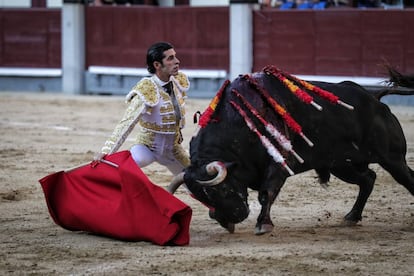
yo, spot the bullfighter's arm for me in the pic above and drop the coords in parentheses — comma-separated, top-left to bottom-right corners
(100, 95, 146, 155)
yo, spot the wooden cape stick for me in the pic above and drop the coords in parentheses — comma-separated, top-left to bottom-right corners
(64, 159, 119, 173)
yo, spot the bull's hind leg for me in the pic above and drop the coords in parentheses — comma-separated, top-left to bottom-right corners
(380, 158, 414, 195)
(331, 163, 376, 224)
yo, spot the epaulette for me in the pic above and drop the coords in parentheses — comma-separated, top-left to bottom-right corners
(172, 72, 190, 92)
(132, 78, 160, 106)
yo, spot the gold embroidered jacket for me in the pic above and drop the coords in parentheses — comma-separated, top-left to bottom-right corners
(101, 72, 190, 154)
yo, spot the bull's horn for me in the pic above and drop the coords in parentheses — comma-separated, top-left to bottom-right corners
(197, 161, 227, 186)
(167, 172, 185, 194)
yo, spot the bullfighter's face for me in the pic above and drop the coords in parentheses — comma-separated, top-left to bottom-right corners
(155, 48, 180, 81)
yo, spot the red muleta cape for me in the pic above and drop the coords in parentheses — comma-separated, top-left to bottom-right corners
(39, 151, 192, 246)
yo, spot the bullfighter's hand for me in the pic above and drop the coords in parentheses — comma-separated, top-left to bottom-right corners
(93, 152, 106, 162)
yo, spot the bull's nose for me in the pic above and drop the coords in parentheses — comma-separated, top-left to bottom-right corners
(217, 204, 250, 224)
(232, 205, 250, 222)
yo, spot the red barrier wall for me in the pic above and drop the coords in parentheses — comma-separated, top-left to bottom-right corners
(1, 7, 413, 77)
(85, 6, 229, 70)
(253, 8, 414, 77)
(0, 8, 60, 68)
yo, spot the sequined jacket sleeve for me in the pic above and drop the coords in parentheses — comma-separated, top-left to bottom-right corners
(101, 94, 146, 154)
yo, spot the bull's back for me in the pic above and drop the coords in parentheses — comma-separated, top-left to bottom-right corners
(274, 79, 394, 168)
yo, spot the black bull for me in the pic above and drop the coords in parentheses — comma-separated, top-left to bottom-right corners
(169, 66, 414, 235)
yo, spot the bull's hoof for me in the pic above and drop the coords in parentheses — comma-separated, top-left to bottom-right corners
(254, 224, 274, 235)
(343, 211, 362, 226)
(341, 219, 359, 226)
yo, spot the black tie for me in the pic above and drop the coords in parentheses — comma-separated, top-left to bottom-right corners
(163, 82, 181, 125)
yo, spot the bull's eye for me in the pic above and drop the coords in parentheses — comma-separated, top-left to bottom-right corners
(202, 186, 216, 201)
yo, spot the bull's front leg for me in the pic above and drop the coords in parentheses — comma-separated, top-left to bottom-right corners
(254, 165, 287, 235)
(256, 190, 277, 235)
(255, 174, 286, 235)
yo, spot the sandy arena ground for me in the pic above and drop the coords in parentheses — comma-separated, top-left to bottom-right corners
(1, 91, 414, 275)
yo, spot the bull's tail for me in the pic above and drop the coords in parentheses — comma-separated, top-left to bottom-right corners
(386, 66, 414, 88)
(372, 66, 414, 101)
(373, 88, 414, 101)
